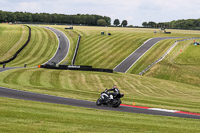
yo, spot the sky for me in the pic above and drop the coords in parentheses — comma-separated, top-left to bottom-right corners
(0, 0, 200, 26)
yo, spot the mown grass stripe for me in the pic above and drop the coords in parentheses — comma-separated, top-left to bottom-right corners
(2, 69, 28, 85)
(6, 26, 57, 67)
(92, 35, 146, 68)
(30, 69, 44, 86)
(50, 70, 62, 88)
(78, 35, 121, 58)
(0, 25, 28, 62)
(77, 34, 129, 65)
(24, 27, 52, 65)
(84, 34, 143, 68)
(8, 26, 40, 66)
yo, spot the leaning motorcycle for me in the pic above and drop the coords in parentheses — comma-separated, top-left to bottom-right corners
(96, 89, 124, 108)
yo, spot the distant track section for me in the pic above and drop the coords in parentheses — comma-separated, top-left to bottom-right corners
(0, 25, 31, 64)
(139, 37, 200, 75)
(114, 37, 181, 73)
(43, 27, 70, 65)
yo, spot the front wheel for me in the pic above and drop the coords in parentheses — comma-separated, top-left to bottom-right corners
(96, 98, 102, 106)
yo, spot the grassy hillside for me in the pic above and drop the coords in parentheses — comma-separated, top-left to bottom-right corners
(0, 68, 200, 113)
(0, 24, 29, 62)
(50, 26, 200, 69)
(145, 40, 200, 87)
(1, 97, 200, 133)
(3, 26, 58, 67)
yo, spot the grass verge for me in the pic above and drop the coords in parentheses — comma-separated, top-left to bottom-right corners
(1, 97, 200, 133)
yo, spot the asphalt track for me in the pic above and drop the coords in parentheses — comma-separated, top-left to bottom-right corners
(43, 27, 70, 65)
(114, 37, 181, 73)
(0, 87, 200, 119)
(0, 67, 21, 72)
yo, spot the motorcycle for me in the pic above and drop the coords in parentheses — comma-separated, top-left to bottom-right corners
(96, 89, 124, 108)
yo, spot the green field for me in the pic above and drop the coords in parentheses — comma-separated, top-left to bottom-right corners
(3, 25, 58, 67)
(0, 24, 29, 62)
(145, 40, 200, 87)
(1, 97, 200, 133)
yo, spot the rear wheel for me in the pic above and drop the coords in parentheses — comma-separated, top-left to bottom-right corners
(96, 98, 102, 106)
(112, 99, 121, 108)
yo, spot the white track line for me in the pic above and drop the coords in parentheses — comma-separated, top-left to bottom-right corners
(149, 108, 178, 113)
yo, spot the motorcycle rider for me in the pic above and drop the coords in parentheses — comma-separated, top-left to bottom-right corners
(107, 85, 120, 100)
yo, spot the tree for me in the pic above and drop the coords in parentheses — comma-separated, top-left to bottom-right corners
(97, 19, 107, 26)
(157, 22, 165, 28)
(142, 22, 148, 27)
(103, 16, 111, 26)
(114, 19, 120, 26)
(148, 21, 157, 28)
(121, 20, 128, 27)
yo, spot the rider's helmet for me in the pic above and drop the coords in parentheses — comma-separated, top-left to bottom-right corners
(113, 85, 117, 88)
(113, 85, 120, 94)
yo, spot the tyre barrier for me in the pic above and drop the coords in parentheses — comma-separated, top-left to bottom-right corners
(0, 25, 31, 65)
(40, 64, 113, 73)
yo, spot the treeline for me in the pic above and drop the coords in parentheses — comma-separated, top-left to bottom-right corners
(113, 19, 128, 27)
(142, 19, 200, 30)
(0, 10, 111, 26)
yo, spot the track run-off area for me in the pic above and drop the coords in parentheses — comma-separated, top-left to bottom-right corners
(1, 25, 200, 120)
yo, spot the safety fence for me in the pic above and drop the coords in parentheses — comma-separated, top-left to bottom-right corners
(71, 35, 81, 65)
(139, 37, 200, 75)
(0, 25, 31, 64)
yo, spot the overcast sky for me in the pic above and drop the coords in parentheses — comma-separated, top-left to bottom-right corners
(0, 0, 200, 26)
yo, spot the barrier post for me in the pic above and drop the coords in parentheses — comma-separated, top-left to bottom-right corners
(3, 63, 6, 68)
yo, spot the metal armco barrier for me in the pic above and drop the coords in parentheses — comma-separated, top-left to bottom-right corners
(139, 37, 200, 75)
(0, 25, 31, 64)
(72, 35, 81, 66)
(40, 64, 113, 73)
